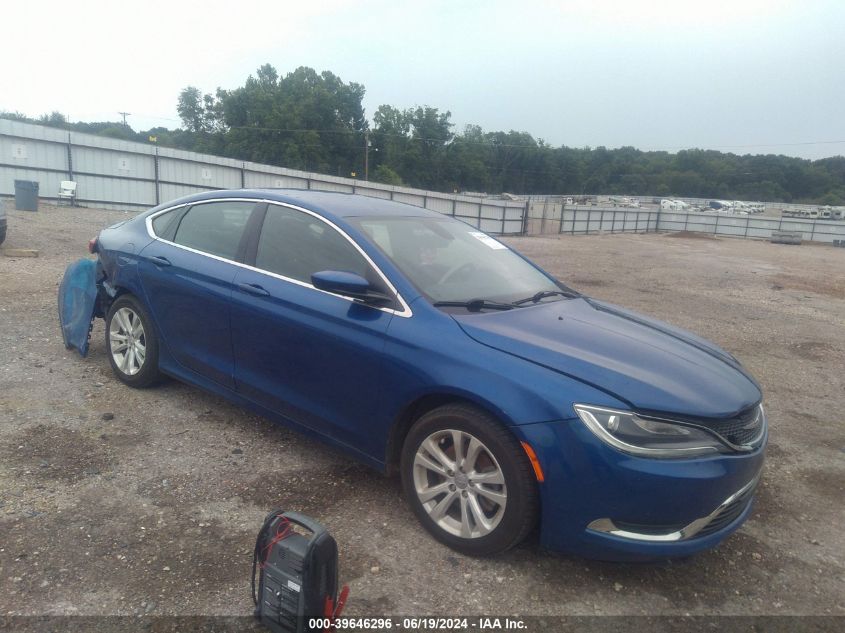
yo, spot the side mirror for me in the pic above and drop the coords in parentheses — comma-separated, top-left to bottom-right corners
(311, 270, 393, 306)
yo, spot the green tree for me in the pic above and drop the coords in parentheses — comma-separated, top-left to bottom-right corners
(38, 111, 69, 127)
(372, 104, 411, 176)
(177, 87, 208, 133)
(0, 110, 28, 121)
(818, 191, 844, 205)
(371, 165, 404, 186)
(8, 65, 844, 203)
(404, 106, 453, 188)
(444, 124, 491, 192)
(215, 65, 367, 174)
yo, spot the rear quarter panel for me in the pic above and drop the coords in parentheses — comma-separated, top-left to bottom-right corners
(97, 215, 155, 300)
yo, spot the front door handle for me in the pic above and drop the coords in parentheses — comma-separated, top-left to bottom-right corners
(238, 282, 270, 297)
(149, 255, 171, 267)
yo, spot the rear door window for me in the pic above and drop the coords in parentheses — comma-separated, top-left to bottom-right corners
(172, 200, 256, 260)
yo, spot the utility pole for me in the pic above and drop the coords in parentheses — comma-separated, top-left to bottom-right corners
(364, 131, 370, 181)
(118, 111, 131, 126)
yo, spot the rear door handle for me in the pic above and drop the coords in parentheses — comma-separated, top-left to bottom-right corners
(238, 282, 270, 297)
(150, 255, 171, 267)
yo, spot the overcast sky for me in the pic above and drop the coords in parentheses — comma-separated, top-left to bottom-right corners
(2, 0, 843, 159)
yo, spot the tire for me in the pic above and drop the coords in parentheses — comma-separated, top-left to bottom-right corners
(105, 294, 162, 388)
(400, 403, 539, 556)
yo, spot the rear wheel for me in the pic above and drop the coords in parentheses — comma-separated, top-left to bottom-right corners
(401, 404, 539, 556)
(105, 295, 161, 388)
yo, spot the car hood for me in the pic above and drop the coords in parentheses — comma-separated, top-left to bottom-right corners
(454, 297, 761, 419)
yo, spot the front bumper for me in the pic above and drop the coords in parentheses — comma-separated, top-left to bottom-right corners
(518, 418, 766, 561)
(586, 473, 759, 542)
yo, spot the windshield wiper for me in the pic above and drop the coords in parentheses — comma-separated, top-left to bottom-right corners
(512, 289, 581, 306)
(433, 298, 517, 312)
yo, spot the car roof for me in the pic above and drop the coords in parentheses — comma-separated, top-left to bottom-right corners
(160, 188, 445, 221)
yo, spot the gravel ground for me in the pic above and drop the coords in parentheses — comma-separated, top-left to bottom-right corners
(1, 201, 843, 619)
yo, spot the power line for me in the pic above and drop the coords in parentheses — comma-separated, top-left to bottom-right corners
(642, 140, 845, 151)
(133, 112, 181, 122)
(226, 125, 565, 149)
(224, 125, 845, 152)
(7, 103, 843, 153)
(17, 107, 843, 153)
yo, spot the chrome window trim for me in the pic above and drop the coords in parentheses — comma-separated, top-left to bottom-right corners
(586, 473, 761, 542)
(143, 198, 413, 318)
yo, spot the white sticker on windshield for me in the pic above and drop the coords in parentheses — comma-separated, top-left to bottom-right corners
(469, 232, 508, 250)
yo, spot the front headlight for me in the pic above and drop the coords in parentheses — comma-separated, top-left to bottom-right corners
(573, 404, 725, 458)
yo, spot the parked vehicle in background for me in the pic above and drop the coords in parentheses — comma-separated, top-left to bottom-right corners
(59, 189, 767, 560)
(608, 196, 640, 208)
(660, 199, 690, 211)
(784, 208, 821, 219)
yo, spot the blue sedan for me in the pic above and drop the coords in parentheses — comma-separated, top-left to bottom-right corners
(59, 189, 766, 560)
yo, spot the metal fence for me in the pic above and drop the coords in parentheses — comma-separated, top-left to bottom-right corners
(0, 119, 526, 235)
(656, 211, 845, 243)
(526, 203, 658, 235)
(4, 119, 844, 243)
(525, 202, 845, 243)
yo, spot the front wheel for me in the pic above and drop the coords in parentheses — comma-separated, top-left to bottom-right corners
(400, 404, 539, 556)
(105, 295, 162, 388)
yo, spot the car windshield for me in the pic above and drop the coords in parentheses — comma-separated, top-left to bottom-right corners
(352, 216, 563, 306)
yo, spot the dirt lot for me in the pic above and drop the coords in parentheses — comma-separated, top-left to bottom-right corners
(1, 201, 843, 620)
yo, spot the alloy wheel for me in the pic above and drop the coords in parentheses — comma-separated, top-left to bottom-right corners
(412, 429, 507, 538)
(109, 307, 146, 376)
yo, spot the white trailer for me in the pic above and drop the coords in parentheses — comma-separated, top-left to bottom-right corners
(660, 199, 690, 211)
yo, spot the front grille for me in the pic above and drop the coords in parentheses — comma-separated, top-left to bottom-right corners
(642, 404, 766, 451)
(696, 480, 757, 537)
(709, 405, 764, 447)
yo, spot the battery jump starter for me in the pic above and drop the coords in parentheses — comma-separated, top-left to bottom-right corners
(252, 509, 349, 633)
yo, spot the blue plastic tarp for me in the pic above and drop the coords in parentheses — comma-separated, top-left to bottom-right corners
(58, 259, 98, 357)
